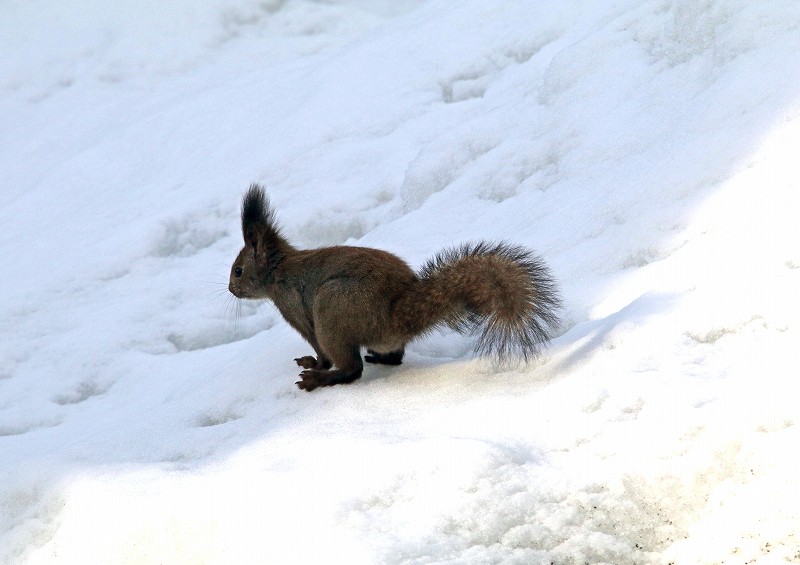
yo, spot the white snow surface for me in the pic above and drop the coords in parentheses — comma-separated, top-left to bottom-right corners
(1, 1, 799, 563)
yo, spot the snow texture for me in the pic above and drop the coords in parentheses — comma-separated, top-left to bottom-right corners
(1, 0, 799, 563)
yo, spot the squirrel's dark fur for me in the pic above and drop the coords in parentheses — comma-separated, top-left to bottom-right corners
(229, 184, 561, 391)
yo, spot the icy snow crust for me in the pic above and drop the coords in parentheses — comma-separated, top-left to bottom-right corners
(1, 0, 799, 563)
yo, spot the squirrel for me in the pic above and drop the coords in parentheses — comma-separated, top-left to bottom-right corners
(228, 184, 561, 391)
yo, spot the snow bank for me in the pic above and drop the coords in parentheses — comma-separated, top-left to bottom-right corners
(1, 0, 799, 563)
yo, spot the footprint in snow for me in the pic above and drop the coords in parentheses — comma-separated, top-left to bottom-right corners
(52, 380, 110, 406)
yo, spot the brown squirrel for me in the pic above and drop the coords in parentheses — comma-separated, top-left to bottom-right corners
(229, 184, 561, 391)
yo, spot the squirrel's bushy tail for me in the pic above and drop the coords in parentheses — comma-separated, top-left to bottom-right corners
(394, 242, 561, 361)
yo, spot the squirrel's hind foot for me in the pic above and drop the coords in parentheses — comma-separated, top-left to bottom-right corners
(364, 349, 404, 365)
(296, 368, 362, 392)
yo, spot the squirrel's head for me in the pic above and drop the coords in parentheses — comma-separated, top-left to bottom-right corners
(229, 184, 289, 299)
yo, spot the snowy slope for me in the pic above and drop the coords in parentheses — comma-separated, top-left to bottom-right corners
(1, 0, 799, 563)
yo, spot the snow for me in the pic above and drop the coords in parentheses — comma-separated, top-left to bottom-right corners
(1, 0, 799, 563)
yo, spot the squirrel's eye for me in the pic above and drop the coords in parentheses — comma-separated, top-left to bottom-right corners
(234, 266, 243, 277)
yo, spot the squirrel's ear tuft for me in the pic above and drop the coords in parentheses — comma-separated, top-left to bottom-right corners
(241, 184, 274, 246)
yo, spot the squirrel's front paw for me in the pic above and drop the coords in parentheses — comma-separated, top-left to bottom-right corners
(295, 355, 332, 370)
(294, 356, 318, 369)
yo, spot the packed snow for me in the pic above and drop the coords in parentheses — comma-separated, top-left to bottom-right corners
(1, 0, 799, 563)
